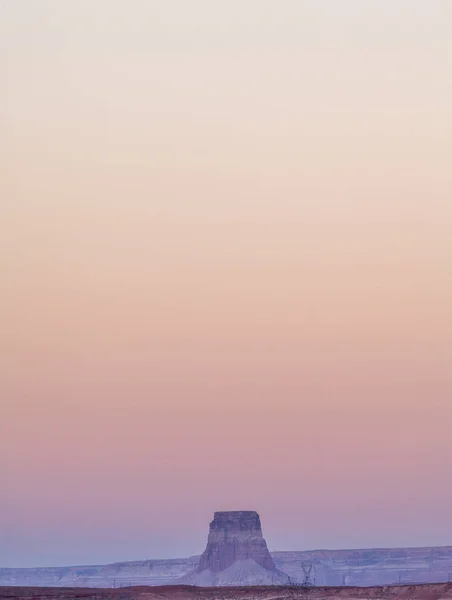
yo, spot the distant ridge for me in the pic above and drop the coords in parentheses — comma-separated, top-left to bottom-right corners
(2, 545, 452, 587)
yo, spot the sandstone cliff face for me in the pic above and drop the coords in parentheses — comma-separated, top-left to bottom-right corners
(197, 511, 276, 573)
(177, 510, 291, 586)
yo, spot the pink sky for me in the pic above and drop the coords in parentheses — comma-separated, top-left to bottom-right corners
(1, 0, 452, 567)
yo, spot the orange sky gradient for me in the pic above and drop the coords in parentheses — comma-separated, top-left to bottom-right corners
(1, 0, 452, 567)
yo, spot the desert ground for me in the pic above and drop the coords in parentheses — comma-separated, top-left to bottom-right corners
(2, 584, 452, 600)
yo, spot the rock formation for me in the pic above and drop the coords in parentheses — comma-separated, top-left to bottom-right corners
(180, 510, 289, 586)
(197, 511, 276, 573)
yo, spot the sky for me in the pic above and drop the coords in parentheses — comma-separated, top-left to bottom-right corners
(1, 0, 451, 568)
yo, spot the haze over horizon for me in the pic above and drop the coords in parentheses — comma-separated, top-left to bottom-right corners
(2, 0, 452, 568)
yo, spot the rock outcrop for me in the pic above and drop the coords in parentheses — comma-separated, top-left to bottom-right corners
(180, 510, 289, 586)
(198, 511, 276, 573)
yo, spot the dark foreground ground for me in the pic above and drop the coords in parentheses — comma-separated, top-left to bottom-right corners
(1, 584, 452, 600)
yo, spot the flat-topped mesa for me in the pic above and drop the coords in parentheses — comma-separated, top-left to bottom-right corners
(197, 510, 277, 573)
